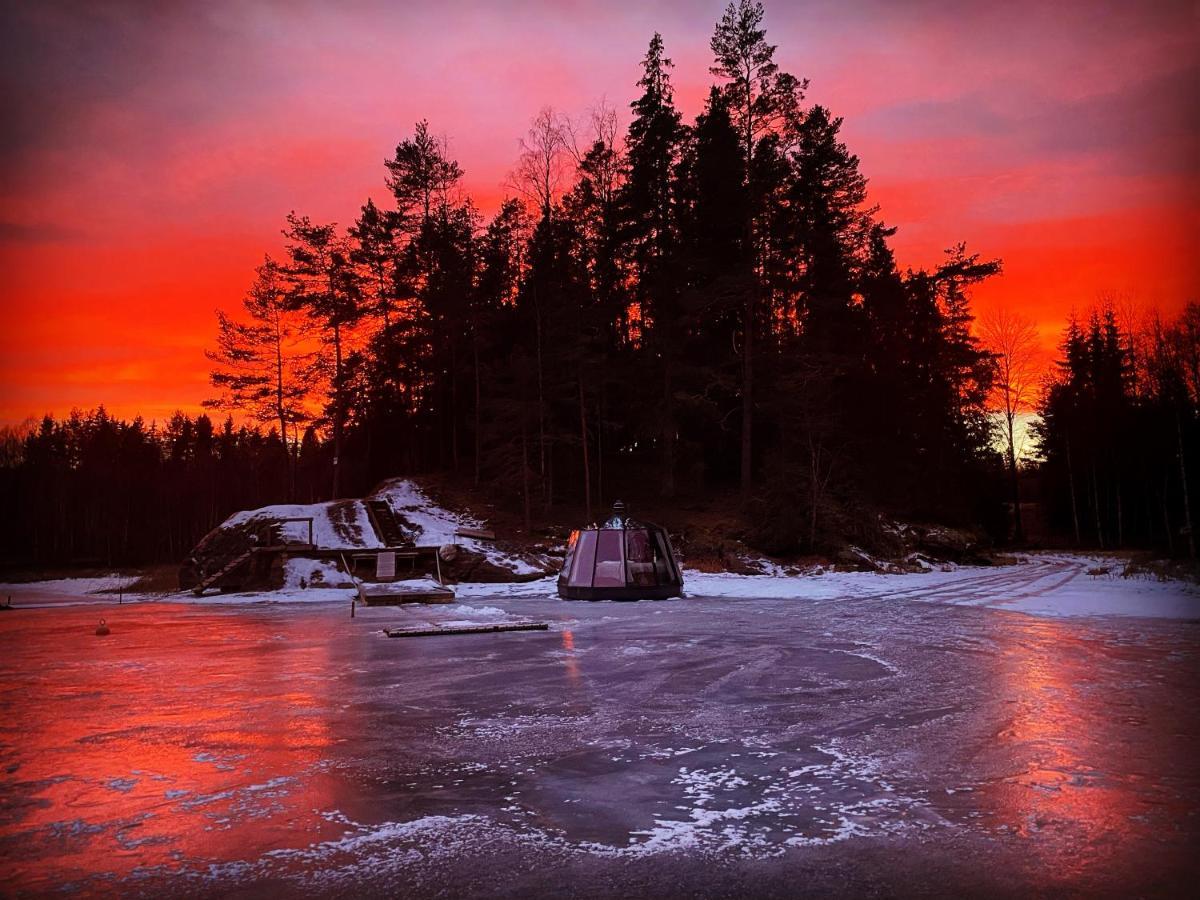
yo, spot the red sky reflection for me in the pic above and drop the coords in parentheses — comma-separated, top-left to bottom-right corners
(0, 603, 349, 891)
(0, 0, 1196, 424)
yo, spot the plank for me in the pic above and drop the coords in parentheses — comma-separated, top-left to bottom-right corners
(454, 527, 496, 540)
(383, 622, 549, 638)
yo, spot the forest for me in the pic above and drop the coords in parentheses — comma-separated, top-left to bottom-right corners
(1, 1, 1197, 568)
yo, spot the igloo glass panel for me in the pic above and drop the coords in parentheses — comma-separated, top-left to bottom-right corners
(653, 532, 676, 583)
(568, 530, 598, 586)
(626, 529, 657, 587)
(593, 529, 626, 587)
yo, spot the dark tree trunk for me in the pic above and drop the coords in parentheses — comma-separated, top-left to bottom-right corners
(1066, 434, 1082, 546)
(1006, 414, 1022, 543)
(1178, 413, 1195, 558)
(578, 368, 591, 523)
(741, 288, 754, 496)
(521, 407, 531, 532)
(473, 326, 481, 486)
(662, 354, 675, 497)
(1090, 462, 1104, 549)
(331, 323, 343, 500)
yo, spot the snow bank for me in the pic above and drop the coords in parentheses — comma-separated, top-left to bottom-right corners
(453, 577, 558, 600)
(283, 557, 353, 590)
(11, 552, 1194, 621)
(681, 554, 1200, 620)
(453, 553, 1199, 620)
(372, 479, 548, 576)
(222, 500, 382, 550)
(175, 587, 354, 606)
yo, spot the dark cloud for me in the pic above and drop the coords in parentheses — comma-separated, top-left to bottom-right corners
(0, 221, 86, 243)
(1027, 63, 1200, 175)
(855, 60, 1198, 179)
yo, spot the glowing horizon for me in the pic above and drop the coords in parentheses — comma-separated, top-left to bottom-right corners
(1, 0, 1196, 426)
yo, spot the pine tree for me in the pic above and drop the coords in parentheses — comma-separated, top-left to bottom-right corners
(282, 213, 362, 499)
(709, 0, 807, 493)
(204, 256, 316, 499)
(349, 198, 401, 327)
(385, 120, 464, 234)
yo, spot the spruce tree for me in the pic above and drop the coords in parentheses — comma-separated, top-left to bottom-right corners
(622, 32, 685, 494)
(710, 0, 807, 493)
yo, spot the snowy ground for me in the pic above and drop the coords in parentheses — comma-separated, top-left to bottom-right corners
(5, 552, 1194, 621)
(0, 574, 140, 606)
(371, 479, 547, 576)
(1, 556, 1198, 896)
(683, 553, 1200, 620)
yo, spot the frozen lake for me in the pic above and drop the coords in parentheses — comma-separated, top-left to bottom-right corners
(1, 562, 1198, 896)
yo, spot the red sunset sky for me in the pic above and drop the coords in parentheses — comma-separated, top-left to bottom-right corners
(0, 0, 1197, 426)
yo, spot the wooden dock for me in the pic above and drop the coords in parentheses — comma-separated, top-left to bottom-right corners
(354, 580, 455, 605)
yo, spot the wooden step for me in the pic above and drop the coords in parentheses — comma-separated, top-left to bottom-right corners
(193, 549, 255, 596)
(366, 499, 409, 548)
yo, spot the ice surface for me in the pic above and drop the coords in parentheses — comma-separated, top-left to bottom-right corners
(1, 587, 1196, 896)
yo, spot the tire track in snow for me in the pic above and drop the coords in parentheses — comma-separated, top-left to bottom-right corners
(836, 561, 1069, 604)
(827, 559, 1084, 612)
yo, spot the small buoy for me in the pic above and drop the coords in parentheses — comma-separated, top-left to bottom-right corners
(95, 618, 110, 636)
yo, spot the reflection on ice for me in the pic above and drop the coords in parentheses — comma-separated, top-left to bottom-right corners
(0, 605, 350, 890)
(1, 586, 1196, 896)
(976, 616, 1190, 883)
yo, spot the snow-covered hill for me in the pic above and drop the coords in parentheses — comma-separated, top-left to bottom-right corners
(180, 478, 554, 591)
(370, 479, 547, 577)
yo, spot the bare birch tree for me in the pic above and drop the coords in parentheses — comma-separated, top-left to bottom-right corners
(508, 107, 572, 221)
(982, 307, 1040, 541)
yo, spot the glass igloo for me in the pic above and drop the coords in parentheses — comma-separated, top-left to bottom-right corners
(558, 501, 683, 600)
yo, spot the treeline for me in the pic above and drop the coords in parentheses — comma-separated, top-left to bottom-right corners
(0, 410, 334, 566)
(199, 1, 1007, 553)
(1037, 303, 1200, 555)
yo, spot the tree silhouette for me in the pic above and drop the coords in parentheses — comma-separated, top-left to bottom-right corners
(710, 0, 808, 494)
(204, 256, 316, 499)
(980, 308, 1038, 541)
(282, 213, 362, 499)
